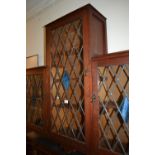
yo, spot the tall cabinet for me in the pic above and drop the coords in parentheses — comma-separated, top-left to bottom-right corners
(45, 4, 107, 154)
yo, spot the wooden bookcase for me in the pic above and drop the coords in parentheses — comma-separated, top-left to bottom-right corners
(26, 4, 129, 155)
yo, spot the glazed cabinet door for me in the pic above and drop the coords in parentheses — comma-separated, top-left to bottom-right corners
(26, 67, 47, 133)
(92, 52, 129, 155)
(46, 17, 87, 148)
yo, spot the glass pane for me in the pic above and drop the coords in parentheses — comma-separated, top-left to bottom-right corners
(98, 64, 129, 154)
(50, 19, 85, 142)
(26, 74, 44, 128)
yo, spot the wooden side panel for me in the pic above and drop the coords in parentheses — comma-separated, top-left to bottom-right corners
(82, 8, 93, 155)
(82, 6, 108, 155)
(89, 7, 108, 57)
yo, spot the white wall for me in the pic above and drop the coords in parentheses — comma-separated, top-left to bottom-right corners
(26, 0, 129, 66)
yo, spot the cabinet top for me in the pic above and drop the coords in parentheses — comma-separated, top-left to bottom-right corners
(45, 4, 106, 28)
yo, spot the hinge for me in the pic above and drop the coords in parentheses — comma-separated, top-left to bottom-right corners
(92, 94, 96, 103)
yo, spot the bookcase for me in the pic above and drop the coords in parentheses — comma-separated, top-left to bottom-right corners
(26, 4, 129, 155)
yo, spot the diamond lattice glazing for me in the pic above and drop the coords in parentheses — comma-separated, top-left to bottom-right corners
(98, 64, 129, 154)
(50, 19, 85, 142)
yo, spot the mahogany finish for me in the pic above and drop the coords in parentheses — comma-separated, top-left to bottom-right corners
(26, 66, 48, 134)
(26, 4, 129, 155)
(91, 50, 129, 155)
(45, 4, 108, 155)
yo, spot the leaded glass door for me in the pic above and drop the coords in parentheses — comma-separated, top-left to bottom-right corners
(49, 19, 85, 142)
(26, 68, 46, 132)
(92, 52, 129, 155)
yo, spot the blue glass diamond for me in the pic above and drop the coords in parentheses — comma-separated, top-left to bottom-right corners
(62, 71, 70, 90)
(120, 96, 129, 123)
